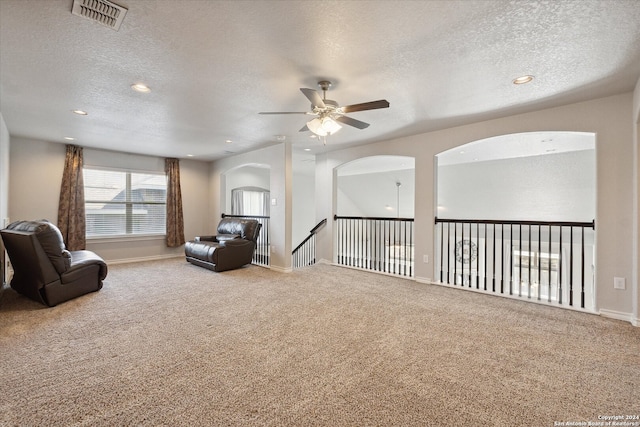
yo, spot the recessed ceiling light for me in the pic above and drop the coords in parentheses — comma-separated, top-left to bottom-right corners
(225, 139, 232, 144)
(459, 151, 465, 154)
(72, 109, 88, 115)
(64, 136, 76, 141)
(309, 134, 317, 139)
(275, 135, 286, 141)
(186, 154, 194, 157)
(131, 83, 151, 93)
(513, 75, 534, 85)
(304, 148, 311, 152)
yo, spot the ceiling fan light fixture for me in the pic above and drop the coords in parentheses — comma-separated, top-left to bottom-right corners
(321, 117, 342, 134)
(307, 116, 341, 137)
(306, 118, 327, 136)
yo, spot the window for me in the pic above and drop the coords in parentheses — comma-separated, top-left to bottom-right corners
(83, 168, 167, 237)
(231, 187, 269, 216)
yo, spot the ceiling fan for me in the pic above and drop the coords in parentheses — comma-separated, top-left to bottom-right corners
(259, 80, 389, 142)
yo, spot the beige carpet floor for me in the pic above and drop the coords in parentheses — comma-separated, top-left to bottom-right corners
(0, 258, 638, 426)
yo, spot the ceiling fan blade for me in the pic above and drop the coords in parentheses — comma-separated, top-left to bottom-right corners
(300, 88, 326, 109)
(341, 99, 390, 113)
(299, 124, 310, 132)
(259, 111, 309, 115)
(335, 115, 370, 129)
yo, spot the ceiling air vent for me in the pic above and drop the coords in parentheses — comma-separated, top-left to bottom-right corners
(71, 0, 128, 31)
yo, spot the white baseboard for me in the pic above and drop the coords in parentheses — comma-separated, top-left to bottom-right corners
(327, 263, 416, 281)
(422, 279, 604, 316)
(107, 254, 183, 265)
(268, 265, 293, 273)
(424, 278, 638, 327)
(599, 308, 635, 324)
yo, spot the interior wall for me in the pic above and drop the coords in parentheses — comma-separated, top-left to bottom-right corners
(633, 76, 640, 326)
(437, 149, 595, 221)
(0, 113, 9, 286)
(9, 137, 64, 222)
(316, 92, 636, 323)
(0, 115, 8, 226)
(292, 169, 315, 247)
(337, 169, 415, 218)
(8, 138, 211, 263)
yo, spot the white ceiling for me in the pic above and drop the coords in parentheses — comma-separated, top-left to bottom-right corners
(437, 131, 595, 166)
(1, 0, 639, 162)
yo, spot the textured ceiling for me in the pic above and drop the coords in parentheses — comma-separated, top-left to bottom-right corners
(437, 131, 595, 166)
(1, 0, 639, 161)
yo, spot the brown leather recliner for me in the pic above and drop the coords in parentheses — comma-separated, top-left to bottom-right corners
(0, 220, 107, 307)
(185, 218, 262, 272)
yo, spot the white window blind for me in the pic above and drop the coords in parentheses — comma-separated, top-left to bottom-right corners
(83, 168, 167, 237)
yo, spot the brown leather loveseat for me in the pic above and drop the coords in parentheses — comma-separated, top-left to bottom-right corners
(0, 220, 108, 306)
(184, 217, 261, 272)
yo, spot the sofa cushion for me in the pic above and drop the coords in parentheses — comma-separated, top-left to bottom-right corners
(7, 220, 70, 274)
(215, 234, 240, 242)
(217, 218, 260, 242)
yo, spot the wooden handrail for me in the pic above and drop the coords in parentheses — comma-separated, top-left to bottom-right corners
(334, 215, 414, 222)
(435, 217, 594, 229)
(222, 213, 271, 219)
(292, 219, 327, 254)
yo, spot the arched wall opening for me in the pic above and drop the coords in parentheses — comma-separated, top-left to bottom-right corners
(336, 155, 415, 218)
(222, 163, 271, 215)
(434, 131, 596, 311)
(221, 163, 272, 267)
(333, 155, 416, 276)
(436, 131, 595, 221)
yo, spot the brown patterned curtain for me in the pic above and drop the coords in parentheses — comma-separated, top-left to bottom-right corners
(165, 158, 185, 247)
(57, 144, 86, 250)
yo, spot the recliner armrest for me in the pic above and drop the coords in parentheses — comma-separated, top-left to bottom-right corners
(195, 235, 218, 242)
(68, 250, 108, 280)
(221, 238, 251, 247)
(195, 234, 240, 243)
(215, 234, 240, 242)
